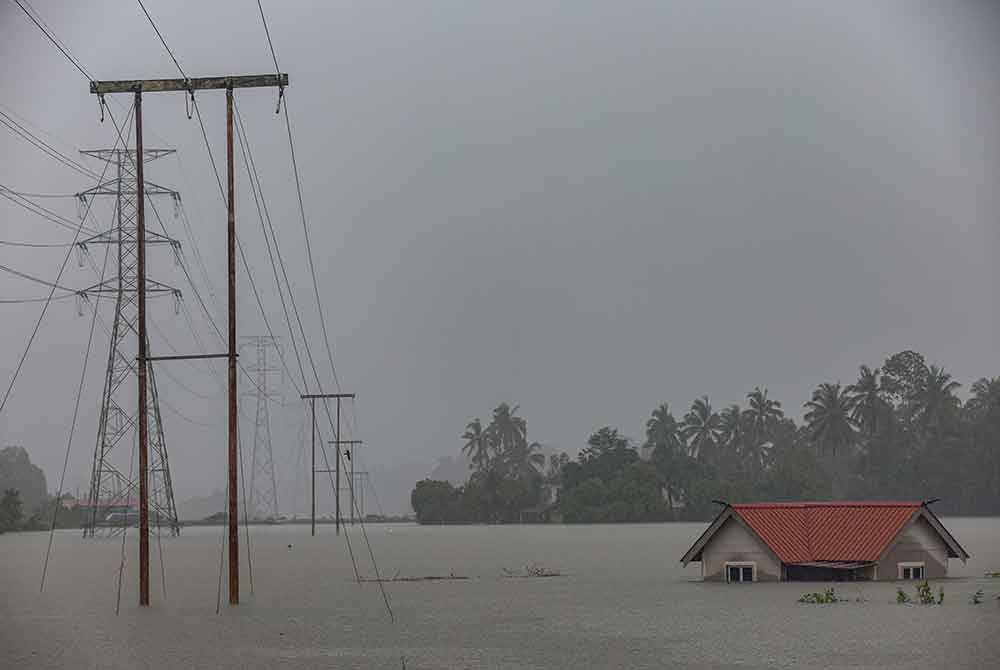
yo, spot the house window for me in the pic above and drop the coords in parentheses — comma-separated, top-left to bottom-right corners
(898, 562, 925, 580)
(725, 562, 756, 583)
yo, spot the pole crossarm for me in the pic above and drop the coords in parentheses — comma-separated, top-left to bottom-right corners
(77, 179, 178, 199)
(145, 353, 231, 362)
(78, 229, 178, 247)
(80, 148, 176, 162)
(91, 74, 289, 95)
(300, 393, 355, 399)
(79, 277, 180, 298)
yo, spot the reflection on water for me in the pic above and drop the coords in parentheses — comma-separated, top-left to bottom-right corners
(2, 519, 999, 669)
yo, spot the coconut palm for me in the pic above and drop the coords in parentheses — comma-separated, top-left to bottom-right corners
(461, 418, 490, 472)
(803, 383, 857, 457)
(910, 365, 960, 434)
(646, 403, 684, 519)
(680, 396, 722, 462)
(744, 387, 783, 444)
(506, 440, 546, 481)
(968, 377, 1000, 418)
(646, 403, 683, 455)
(718, 404, 745, 457)
(848, 365, 886, 437)
(489, 402, 527, 462)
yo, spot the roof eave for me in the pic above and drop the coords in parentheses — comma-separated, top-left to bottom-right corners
(679, 506, 732, 566)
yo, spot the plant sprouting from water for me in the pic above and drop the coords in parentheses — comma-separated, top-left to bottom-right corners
(915, 580, 938, 605)
(799, 587, 840, 604)
(897, 580, 943, 605)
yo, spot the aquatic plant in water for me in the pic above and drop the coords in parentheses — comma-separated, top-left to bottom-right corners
(798, 587, 840, 604)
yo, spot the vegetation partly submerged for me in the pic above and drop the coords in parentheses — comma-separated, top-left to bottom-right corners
(411, 349, 1000, 524)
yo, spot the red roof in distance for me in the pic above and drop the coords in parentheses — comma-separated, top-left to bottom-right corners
(731, 501, 922, 564)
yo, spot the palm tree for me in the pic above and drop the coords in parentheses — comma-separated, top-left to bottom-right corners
(718, 404, 745, 458)
(804, 382, 857, 497)
(744, 387, 783, 443)
(680, 396, 722, 462)
(646, 403, 683, 519)
(968, 377, 1000, 418)
(848, 365, 885, 437)
(461, 418, 489, 472)
(968, 377, 1000, 501)
(910, 365, 960, 435)
(489, 403, 527, 464)
(507, 440, 546, 481)
(803, 383, 857, 457)
(646, 403, 683, 455)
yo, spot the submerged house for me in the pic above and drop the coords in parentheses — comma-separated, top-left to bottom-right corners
(680, 501, 969, 582)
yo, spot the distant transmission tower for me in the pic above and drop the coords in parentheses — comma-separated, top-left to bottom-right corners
(240, 336, 282, 519)
(80, 148, 181, 537)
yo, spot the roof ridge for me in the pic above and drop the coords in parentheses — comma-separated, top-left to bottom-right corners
(732, 501, 921, 508)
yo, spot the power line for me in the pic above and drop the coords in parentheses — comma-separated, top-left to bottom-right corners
(251, 7, 389, 619)
(233, 104, 304, 396)
(257, 1, 281, 75)
(0, 103, 82, 157)
(0, 261, 80, 293)
(0, 186, 98, 235)
(135, 0, 187, 81)
(0, 102, 132, 425)
(281, 100, 346, 397)
(40, 238, 111, 593)
(13, 0, 94, 81)
(0, 239, 75, 248)
(2, 191, 78, 199)
(0, 111, 99, 179)
(0, 293, 77, 305)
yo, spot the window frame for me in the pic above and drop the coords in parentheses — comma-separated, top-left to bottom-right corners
(897, 562, 925, 580)
(724, 561, 757, 583)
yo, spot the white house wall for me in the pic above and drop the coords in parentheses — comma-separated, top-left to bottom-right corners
(701, 517, 781, 581)
(877, 515, 949, 579)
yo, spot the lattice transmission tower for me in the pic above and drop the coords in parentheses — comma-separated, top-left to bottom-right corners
(240, 335, 282, 519)
(79, 148, 182, 537)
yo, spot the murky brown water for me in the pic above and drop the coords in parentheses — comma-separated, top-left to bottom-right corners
(2, 519, 999, 669)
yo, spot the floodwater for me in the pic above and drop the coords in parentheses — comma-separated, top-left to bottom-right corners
(2, 519, 999, 669)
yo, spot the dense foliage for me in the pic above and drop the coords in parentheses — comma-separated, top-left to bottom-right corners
(0, 446, 47, 513)
(411, 350, 1000, 523)
(0, 488, 23, 533)
(411, 403, 547, 524)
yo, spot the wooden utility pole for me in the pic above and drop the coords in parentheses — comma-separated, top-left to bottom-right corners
(328, 439, 361, 528)
(225, 87, 239, 605)
(301, 393, 354, 536)
(90, 74, 288, 608)
(134, 89, 149, 607)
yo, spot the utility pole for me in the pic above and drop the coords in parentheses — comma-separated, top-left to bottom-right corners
(328, 439, 361, 530)
(347, 441, 362, 524)
(90, 73, 288, 608)
(352, 470, 368, 521)
(300, 392, 354, 536)
(135, 91, 149, 607)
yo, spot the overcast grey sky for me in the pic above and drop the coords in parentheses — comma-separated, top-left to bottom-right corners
(1, 1, 997, 512)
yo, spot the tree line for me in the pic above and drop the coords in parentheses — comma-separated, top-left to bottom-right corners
(410, 350, 999, 523)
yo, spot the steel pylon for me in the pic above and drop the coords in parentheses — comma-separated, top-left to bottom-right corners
(240, 335, 281, 520)
(80, 148, 182, 537)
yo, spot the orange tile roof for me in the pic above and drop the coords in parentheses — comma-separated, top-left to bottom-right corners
(731, 501, 921, 563)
